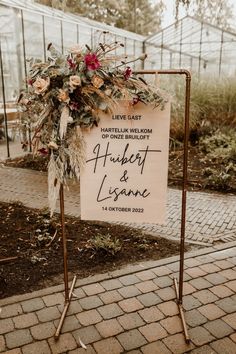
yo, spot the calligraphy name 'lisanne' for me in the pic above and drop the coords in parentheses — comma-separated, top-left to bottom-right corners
(86, 142, 161, 174)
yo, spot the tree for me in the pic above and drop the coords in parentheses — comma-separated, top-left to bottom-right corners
(175, 0, 234, 30)
(35, 0, 165, 35)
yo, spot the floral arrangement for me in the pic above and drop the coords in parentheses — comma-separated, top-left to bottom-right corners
(19, 41, 167, 214)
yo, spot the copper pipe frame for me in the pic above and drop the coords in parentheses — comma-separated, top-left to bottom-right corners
(54, 185, 77, 339)
(135, 69, 191, 343)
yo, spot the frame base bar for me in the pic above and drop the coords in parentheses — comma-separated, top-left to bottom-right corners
(173, 277, 190, 343)
(54, 275, 77, 339)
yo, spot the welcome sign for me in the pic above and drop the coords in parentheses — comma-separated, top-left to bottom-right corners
(80, 101, 170, 224)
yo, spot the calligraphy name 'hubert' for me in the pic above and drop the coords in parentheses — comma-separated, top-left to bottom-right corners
(86, 142, 161, 174)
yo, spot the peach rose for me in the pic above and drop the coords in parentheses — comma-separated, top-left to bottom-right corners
(69, 75, 81, 90)
(33, 77, 50, 95)
(58, 89, 69, 102)
(92, 75, 104, 89)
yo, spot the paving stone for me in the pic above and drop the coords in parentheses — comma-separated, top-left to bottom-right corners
(200, 263, 221, 274)
(204, 273, 227, 286)
(183, 295, 202, 311)
(226, 280, 236, 292)
(214, 260, 234, 270)
(72, 287, 86, 299)
(31, 322, 55, 340)
(189, 326, 215, 346)
(69, 345, 96, 354)
(82, 283, 105, 296)
(189, 277, 212, 290)
(5, 329, 32, 349)
(183, 282, 196, 295)
(156, 287, 176, 301)
(135, 280, 158, 293)
(42, 293, 64, 307)
(118, 298, 143, 313)
(185, 309, 207, 327)
(163, 333, 194, 353)
(73, 326, 101, 346)
(198, 303, 225, 320)
(216, 297, 236, 313)
(99, 290, 123, 304)
(98, 303, 123, 319)
(230, 333, 236, 343)
(211, 284, 234, 298)
(118, 285, 141, 298)
(139, 322, 168, 341)
(153, 275, 173, 288)
(160, 315, 183, 334)
(166, 262, 179, 272)
(76, 309, 102, 326)
(0, 318, 14, 335)
(219, 269, 236, 280)
(184, 258, 201, 268)
(210, 337, 236, 354)
(118, 312, 145, 330)
(36, 306, 61, 322)
(48, 333, 77, 353)
(22, 340, 51, 354)
(152, 265, 172, 276)
(137, 292, 162, 306)
(3, 349, 22, 354)
(135, 270, 156, 281)
(193, 289, 219, 304)
(59, 314, 80, 333)
(64, 300, 83, 315)
(185, 267, 207, 278)
(0, 336, 6, 352)
(79, 295, 103, 310)
(204, 318, 234, 338)
(100, 279, 123, 291)
(13, 313, 38, 329)
(0, 304, 22, 318)
(141, 340, 172, 354)
(223, 313, 236, 329)
(118, 274, 140, 286)
(190, 345, 217, 353)
(95, 319, 123, 337)
(117, 329, 147, 351)
(157, 301, 179, 317)
(126, 350, 142, 354)
(21, 298, 44, 313)
(93, 337, 123, 354)
(138, 306, 164, 323)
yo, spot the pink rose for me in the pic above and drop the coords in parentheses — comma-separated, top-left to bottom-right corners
(33, 77, 50, 94)
(84, 53, 101, 70)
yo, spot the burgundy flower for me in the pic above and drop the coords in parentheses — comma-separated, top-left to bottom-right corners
(38, 148, 48, 155)
(132, 96, 140, 105)
(69, 101, 80, 111)
(67, 58, 77, 70)
(84, 53, 101, 70)
(28, 79, 33, 86)
(124, 67, 132, 80)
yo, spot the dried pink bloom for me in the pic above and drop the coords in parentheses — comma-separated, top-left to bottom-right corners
(84, 53, 101, 70)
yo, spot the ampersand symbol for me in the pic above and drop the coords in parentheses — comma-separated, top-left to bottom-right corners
(120, 170, 129, 182)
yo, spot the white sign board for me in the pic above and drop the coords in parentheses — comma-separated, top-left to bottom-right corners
(80, 101, 170, 224)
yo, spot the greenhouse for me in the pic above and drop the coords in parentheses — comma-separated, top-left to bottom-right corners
(1, 0, 236, 103)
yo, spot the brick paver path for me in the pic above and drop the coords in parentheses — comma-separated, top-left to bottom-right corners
(0, 165, 235, 245)
(1, 242, 236, 353)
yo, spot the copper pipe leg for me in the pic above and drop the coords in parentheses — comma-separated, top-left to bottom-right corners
(54, 275, 77, 339)
(174, 278, 190, 343)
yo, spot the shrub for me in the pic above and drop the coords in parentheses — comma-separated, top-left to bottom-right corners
(88, 234, 122, 256)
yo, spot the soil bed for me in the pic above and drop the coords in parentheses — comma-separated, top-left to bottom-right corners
(0, 201, 188, 299)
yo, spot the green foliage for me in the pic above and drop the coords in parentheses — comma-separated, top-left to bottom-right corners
(167, 76, 236, 144)
(88, 234, 122, 256)
(36, 0, 165, 35)
(199, 130, 236, 161)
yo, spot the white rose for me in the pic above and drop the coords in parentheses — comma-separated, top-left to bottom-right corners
(69, 75, 81, 90)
